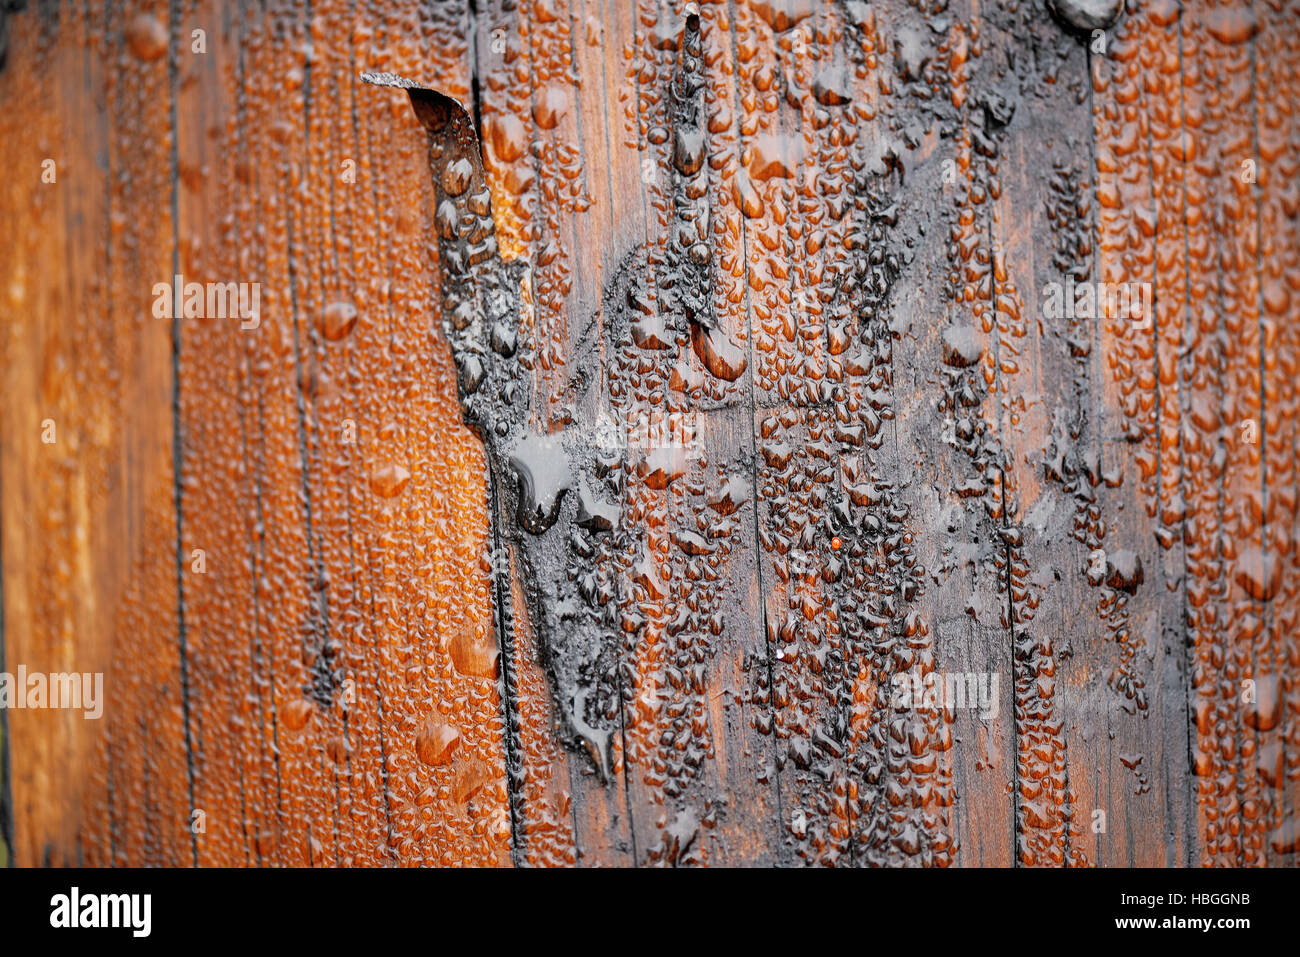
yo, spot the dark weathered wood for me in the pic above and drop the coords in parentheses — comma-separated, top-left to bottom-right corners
(2, 0, 1299, 867)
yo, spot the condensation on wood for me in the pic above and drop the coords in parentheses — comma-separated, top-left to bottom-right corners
(0, 0, 1297, 867)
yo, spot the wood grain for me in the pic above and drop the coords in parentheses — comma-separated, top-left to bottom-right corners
(1, 0, 1298, 867)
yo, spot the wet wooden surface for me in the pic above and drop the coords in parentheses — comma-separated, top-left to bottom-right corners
(0, 0, 1297, 866)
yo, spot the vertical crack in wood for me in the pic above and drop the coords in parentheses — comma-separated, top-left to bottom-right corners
(167, 0, 200, 868)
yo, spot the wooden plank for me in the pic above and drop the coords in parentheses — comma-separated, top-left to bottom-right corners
(1086, 0, 1196, 866)
(470, 0, 634, 865)
(884, 0, 1018, 867)
(0, 0, 517, 867)
(1253, 0, 1300, 865)
(1175, 0, 1274, 867)
(171, 0, 513, 866)
(0, 0, 191, 865)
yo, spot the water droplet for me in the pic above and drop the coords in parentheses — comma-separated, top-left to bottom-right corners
(281, 698, 314, 731)
(126, 14, 168, 62)
(748, 132, 805, 182)
(1045, 0, 1123, 32)
(941, 325, 983, 367)
(442, 156, 474, 196)
(487, 113, 528, 163)
(318, 300, 358, 341)
(370, 462, 411, 498)
(415, 722, 460, 766)
(509, 433, 572, 533)
(533, 85, 569, 130)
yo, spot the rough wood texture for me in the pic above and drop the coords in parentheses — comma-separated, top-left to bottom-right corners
(1, 0, 1297, 867)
